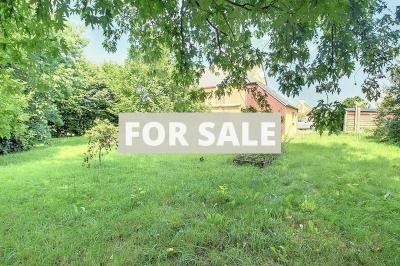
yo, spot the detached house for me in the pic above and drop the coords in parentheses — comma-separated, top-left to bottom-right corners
(297, 100, 313, 121)
(199, 68, 298, 137)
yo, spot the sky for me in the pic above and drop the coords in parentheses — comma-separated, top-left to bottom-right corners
(68, 2, 398, 107)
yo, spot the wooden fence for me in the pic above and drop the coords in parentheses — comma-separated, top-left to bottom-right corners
(343, 107, 378, 133)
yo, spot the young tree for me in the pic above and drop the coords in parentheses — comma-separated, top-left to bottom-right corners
(83, 119, 118, 167)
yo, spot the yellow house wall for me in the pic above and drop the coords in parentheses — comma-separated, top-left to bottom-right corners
(204, 87, 246, 112)
(284, 107, 298, 137)
(204, 87, 298, 137)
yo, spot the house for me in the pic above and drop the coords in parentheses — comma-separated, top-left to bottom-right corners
(297, 100, 314, 130)
(297, 100, 313, 121)
(343, 107, 379, 132)
(199, 68, 298, 137)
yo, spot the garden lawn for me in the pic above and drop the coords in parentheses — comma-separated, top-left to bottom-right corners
(0, 133, 399, 265)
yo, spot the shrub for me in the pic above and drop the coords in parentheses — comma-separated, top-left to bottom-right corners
(374, 65, 400, 143)
(83, 119, 118, 167)
(375, 109, 400, 143)
(0, 135, 30, 154)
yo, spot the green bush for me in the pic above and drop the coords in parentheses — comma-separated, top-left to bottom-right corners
(375, 109, 400, 143)
(0, 135, 29, 155)
(385, 113, 400, 143)
(374, 65, 400, 143)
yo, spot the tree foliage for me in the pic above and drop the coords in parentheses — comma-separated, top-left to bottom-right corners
(0, 69, 26, 138)
(54, 60, 119, 136)
(2, 0, 399, 133)
(99, 50, 208, 113)
(1, 20, 207, 153)
(0, 23, 87, 153)
(374, 64, 400, 143)
(309, 100, 346, 135)
(342, 96, 369, 108)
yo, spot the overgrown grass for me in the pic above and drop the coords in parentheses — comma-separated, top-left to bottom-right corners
(0, 134, 399, 265)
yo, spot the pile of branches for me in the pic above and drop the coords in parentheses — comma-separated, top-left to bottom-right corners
(233, 153, 280, 168)
(233, 140, 288, 168)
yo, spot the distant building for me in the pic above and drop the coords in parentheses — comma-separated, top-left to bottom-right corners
(199, 68, 298, 137)
(296, 100, 313, 130)
(297, 100, 313, 121)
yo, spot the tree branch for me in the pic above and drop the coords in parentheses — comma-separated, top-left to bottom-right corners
(179, 0, 187, 69)
(224, 0, 254, 11)
(224, 0, 279, 12)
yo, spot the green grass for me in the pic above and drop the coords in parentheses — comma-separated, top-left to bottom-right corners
(0, 133, 399, 265)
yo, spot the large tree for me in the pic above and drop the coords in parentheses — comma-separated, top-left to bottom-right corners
(99, 50, 208, 113)
(2, 0, 400, 132)
(0, 22, 87, 152)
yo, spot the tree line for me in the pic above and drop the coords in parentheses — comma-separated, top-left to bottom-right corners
(0, 25, 207, 154)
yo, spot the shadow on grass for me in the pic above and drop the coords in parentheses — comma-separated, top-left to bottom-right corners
(0, 136, 87, 167)
(363, 134, 400, 149)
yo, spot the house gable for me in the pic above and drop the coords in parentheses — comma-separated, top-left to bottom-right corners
(245, 83, 287, 114)
(199, 68, 298, 137)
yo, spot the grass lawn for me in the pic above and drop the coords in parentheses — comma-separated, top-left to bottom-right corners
(0, 133, 399, 265)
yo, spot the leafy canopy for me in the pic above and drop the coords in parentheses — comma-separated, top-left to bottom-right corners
(74, 1, 399, 97)
(99, 50, 209, 113)
(309, 100, 346, 135)
(3, 1, 399, 94)
(0, 21, 87, 143)
(2, 0, 400, 133)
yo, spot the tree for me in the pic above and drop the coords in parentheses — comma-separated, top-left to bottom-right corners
(55, 81, 118, 136)
(83, 119, 118, 167)
(0, 4, 78, 139)
(99, 50, 208, 113)
(0, 23, 87, 152)
(374, 64, 400, 142)
(52, 58, 119, 136)
(53, 49, 208, 137)
(342, 96, 369, 108)
(0, 70, 26, 138)
(2, 1, 400, 133)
